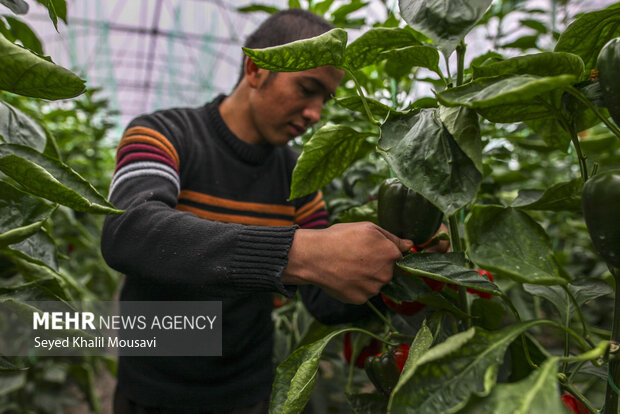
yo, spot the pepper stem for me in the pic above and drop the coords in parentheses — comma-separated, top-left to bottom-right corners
(604, 266, 620, 413)
(448, 214, 470, 328)
(456, 40, 466, 87)
(366, 300, 399, 334)
(344, 68, 381, 126)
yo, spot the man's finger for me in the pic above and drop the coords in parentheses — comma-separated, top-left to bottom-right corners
(374, 225, 413, 252)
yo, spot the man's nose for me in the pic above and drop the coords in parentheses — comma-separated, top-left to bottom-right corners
(302, 98, 323, 125)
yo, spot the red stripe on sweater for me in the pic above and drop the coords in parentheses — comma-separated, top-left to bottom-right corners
(115, 152, 180, 174)
(117, 144, 179, 172)
(297, 210, 328, 227)
(300, 219, 329, 229)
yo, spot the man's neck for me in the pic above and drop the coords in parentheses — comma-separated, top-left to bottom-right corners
(219, 88, 261, 146)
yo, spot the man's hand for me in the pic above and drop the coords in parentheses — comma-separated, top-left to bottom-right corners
(282, 222, 413, 304)
(422, 223, 451, 253)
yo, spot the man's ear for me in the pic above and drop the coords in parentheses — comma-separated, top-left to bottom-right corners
(244, 56, 264, 89)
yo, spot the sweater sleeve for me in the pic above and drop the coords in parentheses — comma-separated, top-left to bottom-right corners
(101, 115, 297, 298)
(293, 192, 384, 324)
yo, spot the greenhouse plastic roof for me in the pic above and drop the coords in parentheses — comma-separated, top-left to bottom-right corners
(22, 0, 294, 128)
(18, 0, 617, 132)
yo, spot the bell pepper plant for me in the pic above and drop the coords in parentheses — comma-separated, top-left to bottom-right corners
(241, 2, 620, 414)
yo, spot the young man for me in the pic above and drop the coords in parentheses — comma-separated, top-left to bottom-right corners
(102, 9, 413, 413)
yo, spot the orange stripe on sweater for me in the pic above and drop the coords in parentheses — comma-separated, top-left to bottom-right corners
(120, 126, 180, 167)
(179, 190, 295, 216)
(175, 204, 293, 226)
(295, 192, 324, 222)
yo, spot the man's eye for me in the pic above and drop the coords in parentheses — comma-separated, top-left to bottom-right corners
(300, 85, 315, 96)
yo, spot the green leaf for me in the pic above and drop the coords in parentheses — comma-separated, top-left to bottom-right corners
(0, 144, 123, 214)
(2, 16, 44, 55)
(436, 74, 577, 123)
(35, 0, 67, 30)
(411, 97, 438, 109)
(387, 321, 544, 413)
(472, 52, 584, 80)
(397, 253, 502, 296)
(499, 35, 538, 50)
(0, 357, 25, 371)
(0, 180, 56, 248)
(290, 125, 374, 199)
(0, 247, 84, 298)
(0, 33, 85, 99)
(470, 51, 504, 68)
(382, 45, 441, 79)
(236, 4, 280, 14)
(523, 279, 612, 323)
(312, 0, 335, 15)
(0, 0, 28, 14)
(465, 205, 566, 285)
(398, 0, 493, 57)
(332, 0, 367, 21)
(346, 393, 388, 414)
(0, 101, 47, 152)
(335, 95, 405, 119)
(507, 334, 550, 382)
(334, 200, 378, 224)
(0, 371, 26, 396)
(555, 4, 620, 72)
(520, 19, 548, 34)
(438, 106, 482, 172)
(52, 0, 67, 23)
(471, 299, 505, 330)
(381, 265, 437, 303)
(270, 327, 354, 414)
(68, 364, 100, 414)
(378, 109, 481, 216)
(11, 230, 59, 270)
(460, 358, 566, 413)
(243, 28, 347, 72)
(524, 117, 572, 152)
(0, 277, 68, 302)
(0, 297, 97, 356)
(381, 265, 467, 318)
(389, 322, 433, 409)
(344, 27, 420, 70)
(511, 178, 583, 212)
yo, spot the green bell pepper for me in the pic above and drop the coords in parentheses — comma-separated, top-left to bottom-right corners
(597, 37, 620, 126)
(378, 178, 443, 246)
(582, 169, 620, 268)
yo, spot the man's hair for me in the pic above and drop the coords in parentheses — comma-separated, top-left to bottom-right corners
(235, 9, 334, 87)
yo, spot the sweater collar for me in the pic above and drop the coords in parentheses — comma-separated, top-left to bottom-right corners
(206, 94, 275, 165)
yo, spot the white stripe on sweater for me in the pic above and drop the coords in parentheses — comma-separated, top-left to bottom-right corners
(108, 168, 180, 200)
(110, 161, 179, 189)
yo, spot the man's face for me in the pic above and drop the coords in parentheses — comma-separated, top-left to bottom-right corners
(248, 65, 344, 146)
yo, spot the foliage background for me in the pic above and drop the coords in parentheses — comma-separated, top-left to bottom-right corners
(1, 0, 619, 413)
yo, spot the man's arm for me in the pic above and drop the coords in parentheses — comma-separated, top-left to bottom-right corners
(283, 223, 412, 304)
(101, 117, 299, 298)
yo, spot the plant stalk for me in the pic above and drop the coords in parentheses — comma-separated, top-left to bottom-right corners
(502, 293, 539, 369)
(567, 120, 589, 182)
(448, 214, 470, 328)
(366, 300, 399, 334)
(561, 382, 598, 414)
(604, 266, 620, 414)
(448, 214, 463, 253)
(562, 284, 595, 348)
(344, 68, 381, 126)
(456, 41, 466, 87)
(564, 86, 620, 140)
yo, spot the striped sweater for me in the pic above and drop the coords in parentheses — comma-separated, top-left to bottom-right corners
(100, 95, 375, 411)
